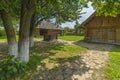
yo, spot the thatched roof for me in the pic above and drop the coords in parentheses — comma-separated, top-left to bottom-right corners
(81, 12, 95, 28)
(36, 21, 63, 30)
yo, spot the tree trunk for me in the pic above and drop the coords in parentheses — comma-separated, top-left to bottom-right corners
(18, 0, 36, 62)
(0, 10, 18, 58)
(29, 13, 36, 47)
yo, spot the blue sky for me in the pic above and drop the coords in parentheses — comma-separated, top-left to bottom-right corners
(61, 2, 95, 29)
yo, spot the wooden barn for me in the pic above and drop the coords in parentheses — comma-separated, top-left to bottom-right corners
(36, 21, 63, 41)
(81, 12, 120, 45)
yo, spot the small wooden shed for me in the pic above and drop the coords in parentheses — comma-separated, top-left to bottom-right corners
(81, 12, 120, 45)
(36, 21, 63, 41)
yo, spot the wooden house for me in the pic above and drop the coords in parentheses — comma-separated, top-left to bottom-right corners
(36, 21, 63, 41)
(81, 12, 120, 45)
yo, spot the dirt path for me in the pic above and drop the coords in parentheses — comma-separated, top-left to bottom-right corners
(30, 40, 114, 80)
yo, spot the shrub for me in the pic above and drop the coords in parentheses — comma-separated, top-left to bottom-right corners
(0, 56, 29, 80)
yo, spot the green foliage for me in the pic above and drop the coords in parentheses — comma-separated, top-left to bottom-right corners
(105, 46, 120, 80)
(0, 56, 29, 80)
(64, 27, 72, 35)
(0, 28, 6, 36)
(0, 0, 21, 17)
(83, 0, 120, 16)
(35, 0, 87, 25)
(74, 21, 84, 35)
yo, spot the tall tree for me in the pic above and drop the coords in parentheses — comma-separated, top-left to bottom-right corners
(0, 10, 18, 57)
(18, 0, 37, 62)
(0, 0, 19, 57)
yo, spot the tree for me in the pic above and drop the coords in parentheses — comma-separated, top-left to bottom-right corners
(0, 0, 19, 57)
(29, 0, 86, 47)
(74, 21, 81, 35)
(64, 27, 71, 35)
(81, 0, 120, 16)
(18, 0, 37, 62)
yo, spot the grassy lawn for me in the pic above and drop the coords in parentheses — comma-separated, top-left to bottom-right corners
(34, 36, 42, 41)
(59, 35, 84, 41)
(0, 36, 7, 42)
(0, 41, 87, 79)
(105, 46, 120, 80)
(23, 42, 86, 79)
(29, 42, 87, 69)
(0, 36, 42, 42)
(0, 35, 83, 42)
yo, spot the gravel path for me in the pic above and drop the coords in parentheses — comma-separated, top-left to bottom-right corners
(30, 41, 114, 80)
(74, 42, 114, 80)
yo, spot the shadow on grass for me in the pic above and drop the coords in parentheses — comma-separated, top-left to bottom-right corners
(28, 41, 65, 69)
(30, 56, 90, 80)
(27, 41, 89, 80)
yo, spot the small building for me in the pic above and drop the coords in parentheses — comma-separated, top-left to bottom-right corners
(36, 21, 63, 41)
(81, 12, 120, 45)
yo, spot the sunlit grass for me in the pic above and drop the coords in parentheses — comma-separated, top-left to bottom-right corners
(59, 35, 84, 41)
(0, 36, 7, 42)
(105, 46, 120, 80)
(34, 36, 42, 41)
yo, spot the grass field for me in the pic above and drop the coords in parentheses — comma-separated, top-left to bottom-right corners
(0, 36, 7, 42)
(105, 46, 120, 80)
(29, 42, 87, 69)
(24, 42, 87, 79)
(59, 35, 84, 41)
(0, 35, 83, 42)
(0, 36, 42, 42)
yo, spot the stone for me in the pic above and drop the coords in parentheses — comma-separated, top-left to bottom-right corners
(56, 75, 64, 80)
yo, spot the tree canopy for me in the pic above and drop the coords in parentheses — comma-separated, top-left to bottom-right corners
(82, 0, 120, 16)
(34, 0, 86, 25)
(0, 0, 88, 62)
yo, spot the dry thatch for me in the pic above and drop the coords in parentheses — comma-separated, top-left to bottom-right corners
(36, 21, 63, 30)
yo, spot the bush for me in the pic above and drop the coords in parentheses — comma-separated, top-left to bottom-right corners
(0, 28, 6, 36)
(0, 56, 29, 80)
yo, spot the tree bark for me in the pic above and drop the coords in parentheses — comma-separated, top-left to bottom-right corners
(29, 13, 36, 47)
(0, 10, 18, 58)
(18, 0, 36, 62)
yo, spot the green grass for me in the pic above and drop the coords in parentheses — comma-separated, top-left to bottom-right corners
(29, 42, 87, 69)
(0, 35, 83, 42)
(0, 37, 86, 79)
(0, 36, 7, 42)
(34, 36, 42, 41)
(59, 35, 84, 41)
(105, 46, 120, 80)
(0, 36, 42, 42)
